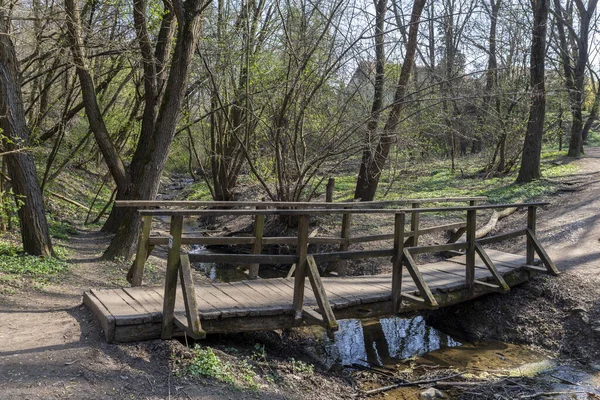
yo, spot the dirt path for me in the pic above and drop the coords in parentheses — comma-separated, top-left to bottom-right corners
(1, 149, 600, 399)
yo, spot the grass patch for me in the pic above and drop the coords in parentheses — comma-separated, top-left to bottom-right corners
(329, 151, 577, 204)
(48, 218, 78, 240)
(175, 345, 258, 390)
(0, 241, 68, 284)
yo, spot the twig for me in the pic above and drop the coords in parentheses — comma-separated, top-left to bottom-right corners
(520, 391, 590, 398)
(363, 372, 466, 396)
(550, 374, 580, 386)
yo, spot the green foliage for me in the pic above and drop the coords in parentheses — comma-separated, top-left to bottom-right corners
(185, 182, 213, 200)
(48, 218, 78, 240)
(0, 189, 24, 229)
(289, 358, 314, 374)
(0, 241, 68, 279)
(329, 151, 577, 204)
(182, 346, 235, 383)
(177, 345, 258, 390)
(587, 130, 600, 147)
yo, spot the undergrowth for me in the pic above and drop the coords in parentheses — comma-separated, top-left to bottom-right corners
(0, 241, 68, 293)
(175, 345, 258, 390)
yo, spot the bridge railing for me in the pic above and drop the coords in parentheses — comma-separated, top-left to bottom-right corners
(116, 198, 558, 339)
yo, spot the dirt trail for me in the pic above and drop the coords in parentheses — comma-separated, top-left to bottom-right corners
(1, 149, 600, 399)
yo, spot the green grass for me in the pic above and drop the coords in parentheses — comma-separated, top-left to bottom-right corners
(329, 151, 577, 204)
(48, 218, 78, 240)
(0, 241, 68, 286)
(175, 345, 258, 390)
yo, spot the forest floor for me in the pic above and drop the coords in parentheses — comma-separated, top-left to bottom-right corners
(1, 148, 600, 399)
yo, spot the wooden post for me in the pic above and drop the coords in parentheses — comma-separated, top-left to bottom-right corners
(335, 211, 352, 276)
(410, 203, 419, 246)
(466, 207, 476, 291)
(128, 215, 152, 286)
(325, 178, 335, 202)
(392, 212, 405, 313)
(306, 255, 338, 334)
(293, 215, 309, 323)
(179, 254, 206, 339)
(526, 206, 536, 265)
(162, 215, 183, 339)
(248, 206, 265, 280)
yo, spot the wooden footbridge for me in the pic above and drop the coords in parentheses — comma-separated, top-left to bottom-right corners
(84, 198, 559, 343)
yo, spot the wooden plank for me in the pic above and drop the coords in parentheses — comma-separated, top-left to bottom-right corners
(162, 215, 184, 339)
(305, 256, 338, 332)
(392, 212, 405, 313)
(447, 252, 519, 274)
(220, 282, 285, 316)
(262, 236, 343, 245)
(410, 203, 420, 247)
(198, 284, 251, 318)
(90, 289, 150, 326)
(191, 286, 224, 319)
(179, 255, 205, 339)
(402, 249, 438, 307)
(279, 277, 317, 307)
(116, 197, 488, 209)
(526, 229, 559, 275)
(334, 211, 351, 276)
(137, 202, 549, 217)
(148, 236, 255, 246)
(293, 215, 309, 322)
(466, 208, 476, 291)
(129, 215, 152, 286)
(121, 287, 163, 322)
(83, 291, 116, 343)
(527, 206, 536, 265)
(174, 313, 205, 340)
(475, 243, 509, 292)
(407, 243, 468, 254)
(483, 249, 533, 268)
(248, 211, 265, 279)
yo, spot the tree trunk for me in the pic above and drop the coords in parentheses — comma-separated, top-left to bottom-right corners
(354, 0, 387, 200)
(516, 0, 548, 183)
(103, 0, 207, 259)
(356, 0, 426, 201)
(0, 11, 53, 256)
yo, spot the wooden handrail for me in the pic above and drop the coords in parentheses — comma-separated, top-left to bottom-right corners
(136, 202, 549, 216)
(115, 197, 487, 208)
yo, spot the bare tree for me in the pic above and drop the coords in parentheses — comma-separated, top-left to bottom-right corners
(553, 0, 599, 157)
(354, 0, 427, 201)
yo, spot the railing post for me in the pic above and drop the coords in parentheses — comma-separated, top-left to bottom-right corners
(128, 215, 152, 286)
(527, 206, 536, 265)
(162, 215, 183, 339)
(466, 207, 476, 291)
(392, 212, 405, 313)
(334, 211, 351, 276)
(293, 214, 309, 323)
(410, 203, 419, 246)
(248, 205, 265, 279)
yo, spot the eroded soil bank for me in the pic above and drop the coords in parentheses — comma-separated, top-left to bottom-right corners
(1, 149, 600, 399)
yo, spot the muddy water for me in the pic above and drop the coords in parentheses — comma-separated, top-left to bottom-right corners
(316, 316, 600, 398)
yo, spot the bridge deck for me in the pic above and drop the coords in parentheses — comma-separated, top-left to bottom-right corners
(85, 249, 536, 343)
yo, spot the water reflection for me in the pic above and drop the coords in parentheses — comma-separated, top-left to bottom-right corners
(330, 316, 461, 367)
